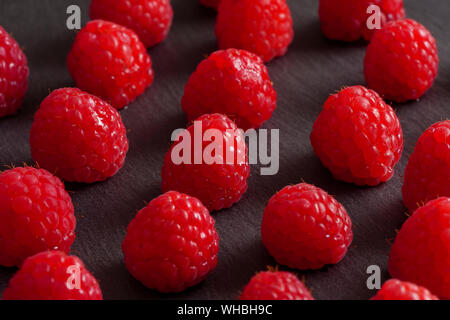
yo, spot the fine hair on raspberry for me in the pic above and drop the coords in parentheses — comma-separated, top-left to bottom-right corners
(240, 271, 314, 300)
(371, 279, 438, 300)
(364, 19, 439, 102)
(90, 0, 174, 47)
(261, 183, 353, 270)
(161, 113, 250, 211)
(67, 19, 154, 109)
(402, 120, 450, 212)
(215, 0, 294, 62)
(182, 49, 277, 130)
(2, 251, 102, 300)
(0, 167, 76, 267)
(0, 25, 29, 118)
(389, 197, 450, 299)
(310, 85, 404, 186)
(30, 88, 129, 183)
(122, 191, 219, 293)
(319, 0, 406, 41)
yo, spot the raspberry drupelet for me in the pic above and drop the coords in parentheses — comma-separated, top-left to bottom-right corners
(0, 167, 75, 267)
(319, 0, 405, 41)
(0, 25, 29, 117)
(389, 197, 450, 299)
(2, 251, 102, 300)
(216, 0, 294, 62)
(122, 191, 219, 293)
(182, 49, 277, 130)
(90, 0, 173, 47)
(402, 120, 450, 212)
(364, 19, 439, 102)
(240, 271, 314, 300)
(310, 85, 403, 186)
(371, 279, 438, 300)
(161, 113, 250, 211)
(30, 88, 129, 183)
(67, 20, 154, 109)
(261, 183, 353, 270)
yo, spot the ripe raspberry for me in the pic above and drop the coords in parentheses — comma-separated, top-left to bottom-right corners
(182, 49, 277, 130)
(261, 183, 353, 270)
(90, 0, 173, 48)
(310, 85, 403, 186)
(215, 0, 294, 62)
(30, 88, 129, 183)
(319, 0, 405, 41)
(371, 279, 438, 300)
(0, 25, 29, 117)
(122, 191, 219, 293)
(402, 120, 450, 212)
(67, 20, 153, 109)
(389, 197, 450, 299)
(0, 167, 75, 267)
(2, 251, 102, 300)
(161, 113, 250, 211)
(199, 0, 221, 10)
(240, 271, 314, 300)
(364, 19, 439, 102)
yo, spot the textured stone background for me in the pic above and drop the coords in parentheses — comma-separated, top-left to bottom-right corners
(0, 0, 448, 299)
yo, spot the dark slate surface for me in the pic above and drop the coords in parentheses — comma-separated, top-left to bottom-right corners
(0, 0, 449, 300)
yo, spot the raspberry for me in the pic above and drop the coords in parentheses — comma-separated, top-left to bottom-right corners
(402, 120, 450, 212)
(67, 20, 153, 109)
(2, 251, 102, 300)
(240, 271, 314, 300)
(0, 25, 29, 117)
(364, 19, 439, 102)
(310, 85, 403, 186)
(389, 197, 450, 299)
(0, 167, 75, 267)
(122, 191, 219, 293)
(90, 0, 173, 48)
(319, 0, 405, 41)
(215, 0, 294, 62)
(371, 279, 438, 300)
(182, 49, 277, 130)
(30, 88, 129, 183)
(199, 0, 221, 10)
(261, 183, 353, 270)
(161, 113, 250, 211)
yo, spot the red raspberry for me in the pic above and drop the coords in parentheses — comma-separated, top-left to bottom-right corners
(310, 85, 403, 186)
(319, 0, 405, 41)
(122, 191, 219, 293)
(199, 0, 221, 10)
(402, 120, 450, 212)
(215, 0, 294, 62)
(30, 88, 129, 183)
(67, 20, 154, 109)
(161, 113, 250, 211)
(364, 19, 439, 102)
(0, 25, 29, 117)
(240, 271, 314, 300)
(389, 197, 450, 299)
(182, 49, 277, 130)
(371, 279, 438, 300)
(261, 183, 353, 270)
(90, 0, 173, 48)
(2, 251, 102, 300)
(0, 167, 75, 267)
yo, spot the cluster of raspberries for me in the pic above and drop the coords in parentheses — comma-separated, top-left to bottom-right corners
(0, 0, 447, 301)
